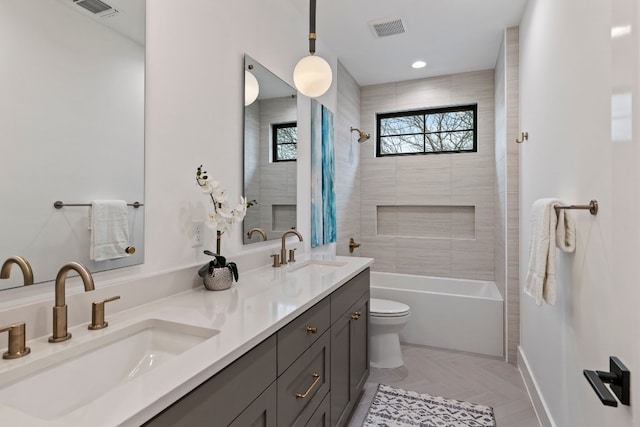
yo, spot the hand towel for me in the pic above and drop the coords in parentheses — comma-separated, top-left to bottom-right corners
(555, 207, 576, 253)
(90, 200, 130, 262)
(524, 198, 560, 305)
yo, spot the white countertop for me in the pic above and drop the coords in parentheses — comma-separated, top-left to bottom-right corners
(0, 255, 373, 426)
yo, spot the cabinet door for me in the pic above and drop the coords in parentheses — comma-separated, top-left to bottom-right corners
(330, 308, 351, 427)
(350, 293, 369, 399)
(306, 391, 331, 427)
(330, 292, 370, 427)
(229, 381, 277, 427)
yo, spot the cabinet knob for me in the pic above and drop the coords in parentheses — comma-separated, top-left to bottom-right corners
(306, 326, 318, 334)
(351, 311, 362, 320)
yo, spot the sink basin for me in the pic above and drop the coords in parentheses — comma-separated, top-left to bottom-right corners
(0, 319, 218, 420)
(287, 259, 348, 275)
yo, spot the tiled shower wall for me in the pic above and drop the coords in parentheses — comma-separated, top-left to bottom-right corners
(359, 70, 496, 280)
(494, 27, 520, 364)
(335, 61, 362, 256)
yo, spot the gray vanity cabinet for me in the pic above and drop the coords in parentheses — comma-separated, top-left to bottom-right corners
(144, 335, 277, 426)
(306, 392, 331, 427)
(228, 382, 277, 427)
(143, 268, 370, 427)
(329, 269, 370, 427)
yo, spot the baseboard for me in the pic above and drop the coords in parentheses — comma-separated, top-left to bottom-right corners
(518, 346, 555, 427)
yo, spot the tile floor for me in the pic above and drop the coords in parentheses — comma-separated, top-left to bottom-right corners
(348, 344, 541, 426)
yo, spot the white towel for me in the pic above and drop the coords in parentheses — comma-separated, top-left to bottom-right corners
(524, 198, 560, 305)
(555, 207, 576, 253)
(90, 200, 130, 262)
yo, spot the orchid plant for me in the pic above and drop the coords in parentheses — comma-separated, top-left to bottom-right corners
(196, 165, 248, 253)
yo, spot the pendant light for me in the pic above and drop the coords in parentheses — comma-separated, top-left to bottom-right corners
(293, 0, 332, 98)
(244, 64, 259, 106)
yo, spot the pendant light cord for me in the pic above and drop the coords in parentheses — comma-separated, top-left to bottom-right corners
(309, 0, 316, 55)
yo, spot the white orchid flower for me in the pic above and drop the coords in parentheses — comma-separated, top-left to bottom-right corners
(200, 180, 213, 194)
(197, 168, 250, 234)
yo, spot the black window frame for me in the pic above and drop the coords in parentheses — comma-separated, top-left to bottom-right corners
(272, 121, 298, 162)
(376, 104, 478, 157)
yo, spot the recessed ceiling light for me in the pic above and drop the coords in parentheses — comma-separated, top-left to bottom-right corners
(611, 25, 631, 38)
(412, 60, 427, 69)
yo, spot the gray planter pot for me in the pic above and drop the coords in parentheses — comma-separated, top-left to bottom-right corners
(203, 267, 233, 291)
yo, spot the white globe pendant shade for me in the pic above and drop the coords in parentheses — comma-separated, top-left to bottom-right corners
(293, 54, 332, 98)
(244, 70, 259, 106)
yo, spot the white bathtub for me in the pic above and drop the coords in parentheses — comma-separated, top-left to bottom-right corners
(370, 272, 504, 357)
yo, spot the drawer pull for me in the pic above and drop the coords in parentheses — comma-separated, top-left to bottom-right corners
(306, 326, 318, 334)
(351, 311, 362, 320)
(295, 373, 320, 399)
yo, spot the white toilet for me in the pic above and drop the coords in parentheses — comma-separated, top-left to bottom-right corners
(369, 298, 411, 368)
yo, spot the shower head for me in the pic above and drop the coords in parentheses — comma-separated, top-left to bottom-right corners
(351, 127, 371, 143)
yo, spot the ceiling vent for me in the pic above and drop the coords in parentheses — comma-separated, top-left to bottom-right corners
(368, 17, 406, 38)
(74, 0, 118, 17)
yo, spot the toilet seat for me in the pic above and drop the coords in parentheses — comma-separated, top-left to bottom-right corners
(370, 298, 410, 317)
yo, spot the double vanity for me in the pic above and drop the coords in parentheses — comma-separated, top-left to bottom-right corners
(0, 256, 373, 426)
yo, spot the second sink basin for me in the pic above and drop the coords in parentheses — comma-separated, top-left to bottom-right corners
(0, 318, 218, 420)
(287, 259, 348, 275)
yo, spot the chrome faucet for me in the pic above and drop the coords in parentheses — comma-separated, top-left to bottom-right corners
(247, 228, 267, 241)
(280, 229, 303, 265)
(50, 262, 95, 343)
(0, 256, 34, 286)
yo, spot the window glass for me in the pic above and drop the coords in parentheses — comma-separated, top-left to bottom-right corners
(376, 105, 477, 157)
(273, 122, 297, 162)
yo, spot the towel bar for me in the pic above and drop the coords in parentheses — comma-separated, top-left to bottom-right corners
(554, 200, 598, 215)
(53, 201, 144, 209)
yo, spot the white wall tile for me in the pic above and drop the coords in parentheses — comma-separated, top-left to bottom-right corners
(361, 70, 496, 281)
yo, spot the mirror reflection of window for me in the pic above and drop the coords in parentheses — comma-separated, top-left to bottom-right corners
(243, 55, 298, 245)
(273, 122, 298, 162)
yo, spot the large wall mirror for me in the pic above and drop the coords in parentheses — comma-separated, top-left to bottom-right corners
(0, 0, 145, 291)
(243, 55, 298, 245)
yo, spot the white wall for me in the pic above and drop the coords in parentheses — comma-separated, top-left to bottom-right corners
(0, 0, 340, 306)
(519, 0, 639, 425)
(142, 0, 340, 273)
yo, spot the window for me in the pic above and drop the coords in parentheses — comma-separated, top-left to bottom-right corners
(376, 104, 477, 157)
(272, 122, 298, 162)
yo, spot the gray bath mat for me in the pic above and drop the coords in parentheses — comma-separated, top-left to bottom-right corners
(363, 383, 496, 427)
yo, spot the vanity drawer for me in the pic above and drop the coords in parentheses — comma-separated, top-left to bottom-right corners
(278, 330, 331, 427)
(330, 268, 369, 323)
(278, 296, 330, 375)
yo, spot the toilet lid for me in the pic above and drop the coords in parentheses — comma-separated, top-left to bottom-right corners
(370, 298, 410, 317)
